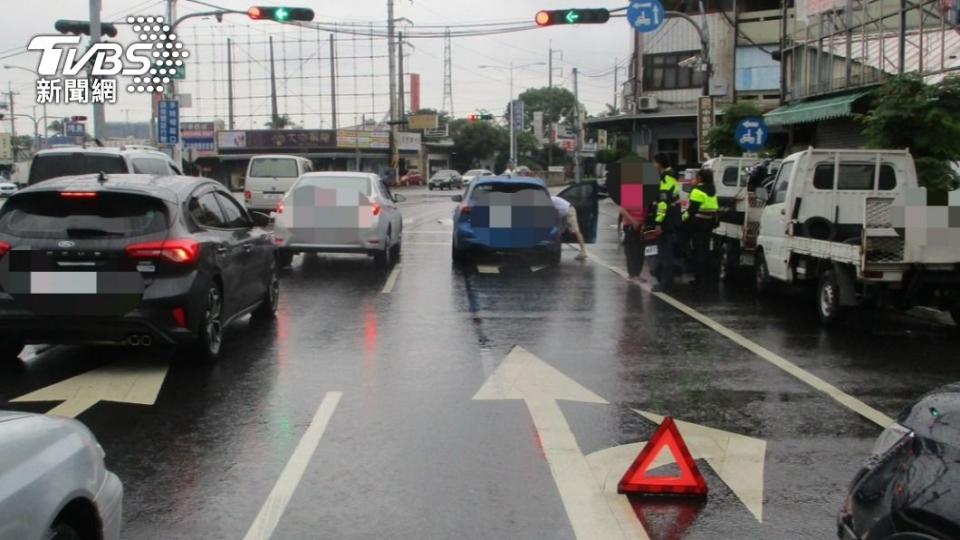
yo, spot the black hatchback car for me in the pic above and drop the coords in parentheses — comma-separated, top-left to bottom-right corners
(839, 383, 960, 540)
(0, 174, 278, 362)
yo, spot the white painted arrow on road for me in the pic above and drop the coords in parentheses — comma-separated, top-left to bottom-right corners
(473, 346, 645, 540)
(11, 361, 170, 418)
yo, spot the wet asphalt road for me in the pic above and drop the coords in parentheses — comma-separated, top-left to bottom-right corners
(2, 185, 959, 540)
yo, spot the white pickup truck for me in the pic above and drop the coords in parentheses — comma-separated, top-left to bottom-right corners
(723, 148, 960, 326)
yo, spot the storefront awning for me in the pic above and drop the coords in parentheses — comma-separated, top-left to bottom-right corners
(764, 90, 871, 127)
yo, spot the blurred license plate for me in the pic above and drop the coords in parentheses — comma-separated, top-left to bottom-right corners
(30, 272, 97, 294)
(263, 194, 283, 200)
(644, 245, 658, 256)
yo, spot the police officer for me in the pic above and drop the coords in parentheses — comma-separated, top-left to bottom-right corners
(683, 168, 719, 285)
(653, 153, 681, 291)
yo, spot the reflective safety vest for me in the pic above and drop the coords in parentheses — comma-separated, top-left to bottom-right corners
(655, 169, 681, 225)
(684, 186, 719, 222)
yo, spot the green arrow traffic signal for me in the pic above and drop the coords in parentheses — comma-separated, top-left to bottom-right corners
(534, 8, 610, 26)
(247, 6, 315, 22)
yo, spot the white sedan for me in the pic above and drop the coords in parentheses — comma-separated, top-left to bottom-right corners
(461, 169, 494, 186)
(0, 182, 18, 198)
(0, 411, 123, 540)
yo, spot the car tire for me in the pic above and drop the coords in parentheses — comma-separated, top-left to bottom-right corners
(817, 269, 845, 327)
(428, 186, 434, 191)
(374, 233, 392, 270)
(719, 239, 739, 282)
(0, 336, 25, 365)
(451, 245, 467, 265)
(617, 215, 626, 245)
(252, 266, 279, 319)
(278, 249, 294, 268)
(46, 524, 82, 540)
(187, 283, 224, 362)
(755, 250, 773, 294)
(390, 236, 402, 262)
(952, 307, 960, 329)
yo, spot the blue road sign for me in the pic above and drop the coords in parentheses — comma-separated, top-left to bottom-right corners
(627, 0, 665, 33)
(157, 100, 180, 145)
(512, 100, 525, 131)
(735, 117, 768, 152)
(65, 122, 86, 137)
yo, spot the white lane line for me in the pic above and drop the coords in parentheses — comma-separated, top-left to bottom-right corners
(587, 253, 895, 428)
(476, 265, 500, 274)
(381, 265, 401, 294)
(244, 391, 343, 540)
(404, 241, 452, 246)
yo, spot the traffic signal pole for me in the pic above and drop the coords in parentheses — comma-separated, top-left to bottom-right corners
(89, 0, 105, 140)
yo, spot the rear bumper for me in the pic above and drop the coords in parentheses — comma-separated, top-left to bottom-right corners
(281, 243, 382, 256)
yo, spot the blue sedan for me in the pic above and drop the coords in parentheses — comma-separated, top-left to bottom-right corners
(450, 177, 601, 265)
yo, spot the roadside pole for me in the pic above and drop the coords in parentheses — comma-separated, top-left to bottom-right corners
(573, 67, 581, 184)
(89, 0, 105, 139)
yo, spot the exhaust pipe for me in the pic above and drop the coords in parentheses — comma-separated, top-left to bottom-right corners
(140, 334, 152, 347)
(127, 334, 141, 347)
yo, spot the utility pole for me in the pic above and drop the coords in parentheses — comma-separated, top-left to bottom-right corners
(329, 34, 337, 130)
(509, 61, 515, 169)
(548, 41, 553, 87)
(89, 0, 105, 139)
(268, 36, 279, 127)
(6, 84, 17, 160)
(573, 67, 581, 184)
(387, 0, 398, 177)
(398, 32, 405, 120)
(613, 57, 618, 112)
(226, 38, 234, 130)
(163, 0, 182, 165)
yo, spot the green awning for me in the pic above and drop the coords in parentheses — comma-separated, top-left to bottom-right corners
(764, 91, 871, 127)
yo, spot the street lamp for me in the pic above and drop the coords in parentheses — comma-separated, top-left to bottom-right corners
(3, 65, 50, 149)
(477, 61, 545, 169)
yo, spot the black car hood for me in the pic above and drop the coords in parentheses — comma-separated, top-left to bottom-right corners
(898, 383, 960, 444)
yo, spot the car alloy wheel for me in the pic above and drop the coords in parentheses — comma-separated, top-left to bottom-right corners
(192, 285, 223, 360)
(253, 268, 279, 318)
(817, 269, 845, 326)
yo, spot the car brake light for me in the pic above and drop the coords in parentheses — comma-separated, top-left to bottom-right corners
(371, 201, 382, 216)
(172, 307, 187, 328)
(126, 239, 201, 265)
(244, 190, 252, 200)
(60, 192, 98, 198)
(0, 241, 10, 258)
(275, 201, 284, 214)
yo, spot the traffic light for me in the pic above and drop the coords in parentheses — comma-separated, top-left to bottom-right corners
(247, 6, 315, 22)
(54, 19, 118, 38)
(71, 116, 88, 122)
(468, 114, 494, 123)
(534, 8, 610, 26)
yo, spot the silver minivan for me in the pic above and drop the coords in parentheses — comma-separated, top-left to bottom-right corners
(244, 155, 313, 212)
(273, 172, 405, 270)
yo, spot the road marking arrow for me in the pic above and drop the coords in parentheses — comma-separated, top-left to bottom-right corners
(473, 346, 641, 540)
(11, 361, 170, 418)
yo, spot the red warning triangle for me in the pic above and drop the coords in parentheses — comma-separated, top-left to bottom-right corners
(618, 416, 708, 496)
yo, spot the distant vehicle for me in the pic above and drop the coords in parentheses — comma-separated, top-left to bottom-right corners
(733, 148, 960, 326)
(400, 171, 424, 186)
(461, 169, 494, 186)
(0, 411, 123, 540)
(27, 147, 181, 186)
(838, 382, 960, 540)
(450, 176, 599, 265)
(0, 182, 17, 198)
(428, 170, 462, 191)
(273, 172, 405, 270)
(244, 155, 313, 213)
(0, 174, 278, 363)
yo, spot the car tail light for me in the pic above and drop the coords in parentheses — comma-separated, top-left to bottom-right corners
(244, 190, 251, 200)
(0, 241, 10, 258)
(60, 191, 98, 198)
(172, 307, 187, 328)
(126, 239, 201, 265)
(459, 203, 472, 214)
(275, 201, 284, 214)
(371, 201, 382, 216)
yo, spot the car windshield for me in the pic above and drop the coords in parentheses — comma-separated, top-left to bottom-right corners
(465, 170, 488, 176)
(0, 192, 169, 239)
(28, 154, 128, 184)
(434, 170, 457, 178)
(249, 158, 300, 178)
(296, 176, 371, 195)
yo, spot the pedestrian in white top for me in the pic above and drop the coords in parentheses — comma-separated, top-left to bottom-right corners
(551, 196, 588, 261)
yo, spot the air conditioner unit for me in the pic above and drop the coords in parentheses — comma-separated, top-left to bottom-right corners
(637, 96, 659, 111)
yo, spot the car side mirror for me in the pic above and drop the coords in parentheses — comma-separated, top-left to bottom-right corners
(451, 194, 463, 202)
(251, 211, 271, 227)
(393, 193, 406, 203)
(755, 186, 769, 203)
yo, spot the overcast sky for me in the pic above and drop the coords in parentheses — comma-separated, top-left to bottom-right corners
(0, 0, 632, 135)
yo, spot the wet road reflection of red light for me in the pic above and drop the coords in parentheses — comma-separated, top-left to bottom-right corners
(364, 306, 378, 356)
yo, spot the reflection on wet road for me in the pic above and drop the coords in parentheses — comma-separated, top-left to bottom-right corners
(2, 186, 958, 539)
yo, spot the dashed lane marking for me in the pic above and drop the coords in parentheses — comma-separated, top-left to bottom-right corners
(476, 264, 501, 274)
(586, 253, 895, 428)
(243, 391, 343, 540)
(381, 265, 401, 294)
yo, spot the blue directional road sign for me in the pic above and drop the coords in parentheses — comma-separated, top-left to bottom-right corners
(627, 0, 665, 33)
(736, 117, 768, 152)
(65, 122, 86, 137)
(512, 100, 525, 131)
(157, 99, 180, 145)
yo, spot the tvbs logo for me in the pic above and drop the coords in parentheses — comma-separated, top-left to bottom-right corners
(27, 15, 189, 104)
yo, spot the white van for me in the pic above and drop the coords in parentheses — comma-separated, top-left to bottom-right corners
(244, 155, 313, 212)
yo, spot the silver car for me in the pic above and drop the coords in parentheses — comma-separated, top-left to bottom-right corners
(0, 411, 123, 540)
(274, 172, 405, 269)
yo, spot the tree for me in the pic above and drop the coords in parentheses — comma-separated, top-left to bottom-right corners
(265, 114, 297, 129)
(516, 87, 583, 125)
(859, 74, 960, 191)
(450, 120, 508, 171)
(46, 120, 63, 135)
(705, 102, 763, 157)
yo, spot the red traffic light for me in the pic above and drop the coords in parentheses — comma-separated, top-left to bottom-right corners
(468, 114, 479, 123)
(533, 8, 610, 26)
(247, 6, 315, 22)
(535, 10, 552, 26)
